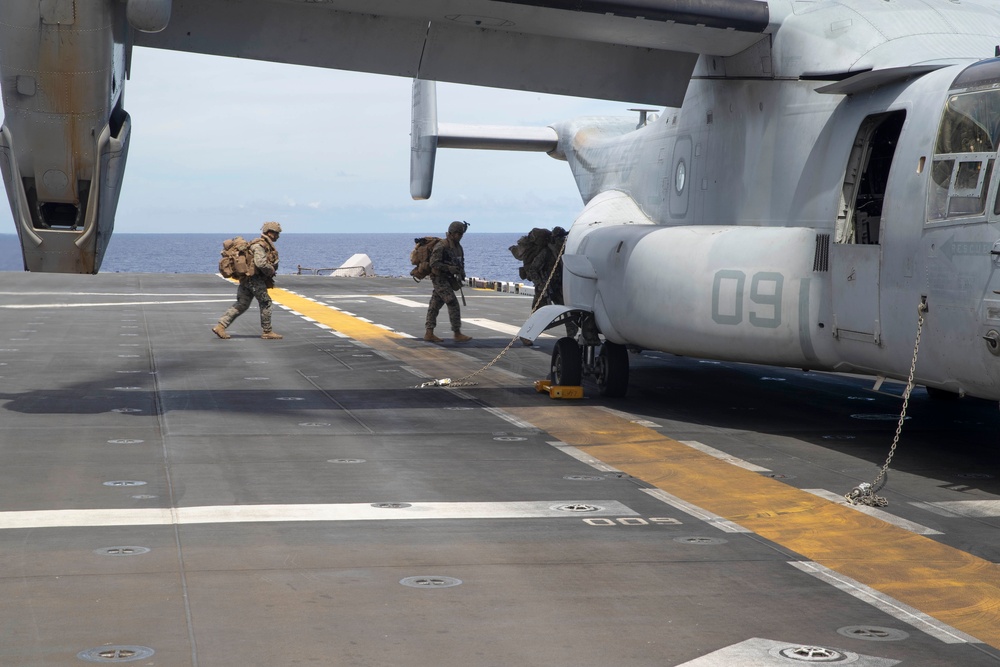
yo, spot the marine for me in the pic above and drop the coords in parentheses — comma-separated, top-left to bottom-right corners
(424, 220, 473, 343)
(213, 221, 284, 340)
(512, 226, 577, 344)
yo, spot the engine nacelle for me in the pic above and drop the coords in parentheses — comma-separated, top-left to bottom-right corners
(565, 191, 824, 368)
(0, 1, 131, 272)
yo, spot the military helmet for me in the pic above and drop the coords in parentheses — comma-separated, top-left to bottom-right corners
(262, 221, 282, 234)
(448, 220, 469, 235)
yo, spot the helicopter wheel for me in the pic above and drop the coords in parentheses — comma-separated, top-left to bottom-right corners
(550, 337, 582, 386)
(596, 341, 629, 397)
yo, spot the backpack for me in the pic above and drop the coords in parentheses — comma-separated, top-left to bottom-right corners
(509, 228, 552, 268)
(409, 236, 443, 281)
(219, 236, 256, 279)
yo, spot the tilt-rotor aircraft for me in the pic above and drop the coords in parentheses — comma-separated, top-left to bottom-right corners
(4, 0, 1000, 402)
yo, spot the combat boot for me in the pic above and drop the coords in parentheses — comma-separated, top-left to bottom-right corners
(261, 331, 283, 340)
(212, 324, 230, 339)
(424, 329, 443, 343)
(454, 332, 472, 343)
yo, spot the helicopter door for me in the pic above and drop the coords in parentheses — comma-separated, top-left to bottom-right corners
(830, 111, 905, 344)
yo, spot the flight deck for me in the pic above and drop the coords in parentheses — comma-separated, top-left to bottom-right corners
(1, 273, 999, 666)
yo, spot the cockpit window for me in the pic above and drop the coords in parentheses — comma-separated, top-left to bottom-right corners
(928, 89, 1000, 221)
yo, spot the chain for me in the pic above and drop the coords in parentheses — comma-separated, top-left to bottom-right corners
(418, 238, 568, 389)
(844, 301, 927, 507)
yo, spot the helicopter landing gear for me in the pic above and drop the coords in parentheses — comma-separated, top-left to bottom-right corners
(550, 337, 582, 386)
(595, 340, 629, 397)
(548, 336, 630, 397)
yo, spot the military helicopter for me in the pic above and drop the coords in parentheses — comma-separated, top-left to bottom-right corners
(409, 1, 1000, 401)
(4, 0, 1000, 402)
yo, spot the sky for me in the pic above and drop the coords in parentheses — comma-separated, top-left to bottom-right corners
(0, 47, 643, 235)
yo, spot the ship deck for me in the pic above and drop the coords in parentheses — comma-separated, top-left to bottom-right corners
(1, 272, 999, 666)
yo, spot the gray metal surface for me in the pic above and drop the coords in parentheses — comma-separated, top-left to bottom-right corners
(0, 272, 999, 665)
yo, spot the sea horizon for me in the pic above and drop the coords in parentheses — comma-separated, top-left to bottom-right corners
(0, 232, 528, 283)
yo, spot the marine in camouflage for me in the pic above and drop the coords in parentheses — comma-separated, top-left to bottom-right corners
(214, 223, 282, 338)
(424, 221, 471, 341)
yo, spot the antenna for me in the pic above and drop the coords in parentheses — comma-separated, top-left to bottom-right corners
(628, 108, 660, 129)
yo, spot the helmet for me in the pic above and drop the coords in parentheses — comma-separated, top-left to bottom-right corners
(448, 220, 469, 235)
(262, 221, 282, 234)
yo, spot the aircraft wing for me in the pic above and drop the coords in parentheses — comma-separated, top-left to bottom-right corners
(133, 0, 771, 107)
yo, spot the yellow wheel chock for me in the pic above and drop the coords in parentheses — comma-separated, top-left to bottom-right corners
(534, 379, 584, 399)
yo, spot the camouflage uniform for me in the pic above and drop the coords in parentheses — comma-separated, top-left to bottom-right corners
(546, 227, 577, 336)
(425, 234, 465, 332)
(543, 228, 568, 307)
(515, 226, 577, 339)
(217, 234, 280, 333)
(526, 239, 556, 310)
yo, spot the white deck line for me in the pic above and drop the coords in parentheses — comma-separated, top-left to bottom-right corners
(0, 299, 233, 308)
(0, 501, 638, 530)
(483, 407, 537, 430)
(789, 560, 981, 644)
(805, 489, 943, 535)
(464, 317, 555, 338)
(640, 488, 752, 533)
(548, 441, 625, 473)
(679, 440, 772, 472)
(374, 295, 426, 308)
(917, 499, 1000, 518)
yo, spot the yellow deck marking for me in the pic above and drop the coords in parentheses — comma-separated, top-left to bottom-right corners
(270, 288, 405, 342)
(505, 405, 1000, 647)
(268, 285, 1000, 646)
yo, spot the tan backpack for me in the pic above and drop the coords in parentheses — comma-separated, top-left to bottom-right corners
(219, 236, 256, 279)
(409, 236, 443, 281)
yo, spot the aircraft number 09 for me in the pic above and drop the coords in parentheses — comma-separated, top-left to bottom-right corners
(712, 270, 783, 328)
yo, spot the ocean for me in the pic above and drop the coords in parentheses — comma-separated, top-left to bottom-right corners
(0, 233, 526, 283)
